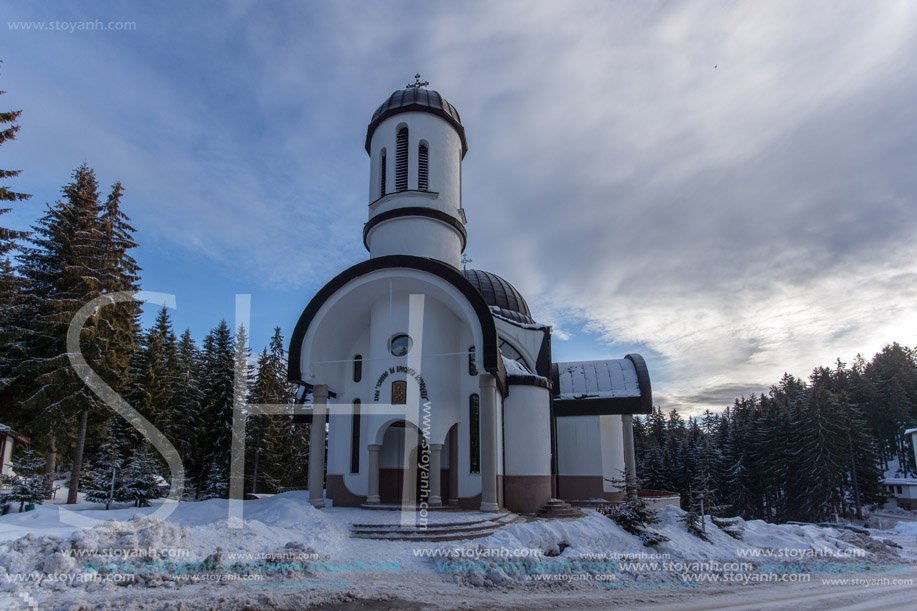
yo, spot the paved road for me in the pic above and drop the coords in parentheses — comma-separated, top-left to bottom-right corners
(637, 579, 916, 611)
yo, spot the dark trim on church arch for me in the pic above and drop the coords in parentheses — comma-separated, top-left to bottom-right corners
(506, 374, 552, 390)
(625, 353, 653, 414)
(288, 255, 504, 387)
(363, 208, 467, 252)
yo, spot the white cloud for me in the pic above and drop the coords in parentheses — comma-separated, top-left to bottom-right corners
(7, 0, 917, 412)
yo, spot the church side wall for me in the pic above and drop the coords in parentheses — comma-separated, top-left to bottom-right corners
(503, 384, 552, 512)
(366, 216, 464, 269)
(600, 415, 626, 494)
(556, 415, 626, 503)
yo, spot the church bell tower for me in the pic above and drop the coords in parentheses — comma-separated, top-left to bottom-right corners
(364, 75, 468, 269)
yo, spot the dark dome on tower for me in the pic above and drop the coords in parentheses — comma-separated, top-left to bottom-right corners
(365, 88, 467, 156)
(463, 269, 534, 324)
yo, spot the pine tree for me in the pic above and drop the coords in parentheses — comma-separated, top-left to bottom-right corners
(1, 447, 50, 512)
(173, 329, 204, 498)
(120, 443, 165, 507)
(788, 374, 848, 522)
(81, 422, 124, 509)
(247, 327, 299, 493)
(7, 166, 140, 501)
(247, 348, 274, 494)
(0, 60, 31, 290)
(603, 471, 669, 546)
(96, 181, 141, 391)
(722, 406, 757, 518)
(0, 61, 31, 420)
(228, 324, 251, 498)
(681, 507, 710, 542)
(128, 305, 179, 446)
(11, 166, 107, 490)
(198, 320, 237, 499)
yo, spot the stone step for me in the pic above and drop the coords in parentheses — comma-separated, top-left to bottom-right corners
(359, 503, 464, 512)
(353, 511, 512, 530)
(353, 528, 498, 542)
(351, 513, 521, 542)
(353, 521, 503, 536)
(538, 499, 585, 519)
(352, 513, 517, 536)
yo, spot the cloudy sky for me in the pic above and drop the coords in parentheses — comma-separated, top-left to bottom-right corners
(3, 1, 916, 414)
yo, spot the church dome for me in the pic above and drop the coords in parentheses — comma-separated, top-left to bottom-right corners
(463, 269, 534, 324)
(365, 87, 468, 156)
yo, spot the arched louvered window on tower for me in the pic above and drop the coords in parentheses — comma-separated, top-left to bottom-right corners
(379, 150, 386, 197)
(395, 127, 408, 191)
(468, 346, 477, 376)
(418, 143, 429, 191)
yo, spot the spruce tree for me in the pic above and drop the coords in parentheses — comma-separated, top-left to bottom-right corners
(12, 166, 107, 491)
(229, 324, 252, 497)
(247, 327, 299, 493)
(1, 447, 50, 512)
(173, 328, 204, 497)
(0, 60, 31, 285)
(81, 422, 124, 509)
(198, 320, 236, 499)
(0, 61, 31, 418)
(247, 347, 274, 494)
(10, 166, 139, 501)
(96, 181, 141, 391)
(128, 305, 179, 447)
(120, 442, 165, 507)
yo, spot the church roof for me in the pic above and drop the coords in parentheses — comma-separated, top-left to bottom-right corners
(463, 269, 533, 324)
(554, 359, 642, 400)
(551, 355, 653, 415)
(365, 88, 468, 156)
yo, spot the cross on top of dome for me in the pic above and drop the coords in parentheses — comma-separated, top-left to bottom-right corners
(406, 73, 429, 89)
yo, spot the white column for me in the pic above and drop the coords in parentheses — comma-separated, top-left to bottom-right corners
(622, 414, 637, 501)
(429, 443, 443, 507)
(308, 384, 328, 508)
(479, 374, 500, 512)
(367, 444, 381, 505)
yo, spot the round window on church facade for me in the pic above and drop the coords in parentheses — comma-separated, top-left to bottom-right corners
(389, 334, 413, 356)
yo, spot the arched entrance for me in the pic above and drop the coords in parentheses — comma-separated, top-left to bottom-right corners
(379, 420, 431, 506)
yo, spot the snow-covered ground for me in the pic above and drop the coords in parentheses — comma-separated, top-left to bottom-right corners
(1, 487, 915, 610)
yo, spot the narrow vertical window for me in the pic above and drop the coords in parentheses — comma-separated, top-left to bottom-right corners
(353, 354, 362, 383)
(395, 127, 408, 191)
(392, 380, 406, 405)
(351, 399, 361, 473)
(418, 143, 429, 191)
(469, 394, 480, 474)
(379, 150, 386, 197)
(468, 346, 477, 376)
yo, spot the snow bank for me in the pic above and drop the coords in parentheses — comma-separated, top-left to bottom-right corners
(425, 505, 905, 590)
(1, 492, 911, 608)
(889, 521, 917, 537)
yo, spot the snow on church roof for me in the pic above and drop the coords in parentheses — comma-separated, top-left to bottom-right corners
(553, 359, 642, 400)
(502, 356, 533, 376)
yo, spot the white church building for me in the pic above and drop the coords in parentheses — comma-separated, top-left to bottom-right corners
(288, 81, 653, 514)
